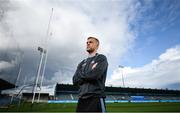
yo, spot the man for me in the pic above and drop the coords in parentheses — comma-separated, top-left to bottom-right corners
(73, 37, 108, 112)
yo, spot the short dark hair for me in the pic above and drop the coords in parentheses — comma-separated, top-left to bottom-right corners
(87, 37, 99, 46)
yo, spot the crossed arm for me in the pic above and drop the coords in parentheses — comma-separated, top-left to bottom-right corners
(73, 55, 108, 86)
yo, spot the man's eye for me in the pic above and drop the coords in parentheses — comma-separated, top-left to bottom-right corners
(87, 41, 93, 44)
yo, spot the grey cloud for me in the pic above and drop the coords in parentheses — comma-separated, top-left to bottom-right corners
(0, 0, 137, 88)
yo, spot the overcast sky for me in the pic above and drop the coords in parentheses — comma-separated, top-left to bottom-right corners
(0, 0, 180, 91)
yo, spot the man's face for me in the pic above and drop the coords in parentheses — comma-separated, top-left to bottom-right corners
(86, 38, 98, 53)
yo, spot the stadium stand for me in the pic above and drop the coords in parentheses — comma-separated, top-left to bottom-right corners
(50, 83, 180, 103)
(22, 93, 49, 102)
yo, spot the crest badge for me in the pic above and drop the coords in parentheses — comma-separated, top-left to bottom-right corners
(91, 60, 95, 64)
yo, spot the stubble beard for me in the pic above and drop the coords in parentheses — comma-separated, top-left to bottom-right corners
(86, 48, 95, 54)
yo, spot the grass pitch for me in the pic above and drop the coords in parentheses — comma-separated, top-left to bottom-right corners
(0, 102, 180, 112)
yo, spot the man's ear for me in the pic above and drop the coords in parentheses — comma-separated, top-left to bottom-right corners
(96, 44, 99, 49)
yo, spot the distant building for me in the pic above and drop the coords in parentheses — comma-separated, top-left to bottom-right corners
(0, 78, 15, 94)
(0, 78, 16, 106)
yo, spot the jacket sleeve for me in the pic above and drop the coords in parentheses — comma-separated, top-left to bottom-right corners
(79, 55, 108, 81)
(72, 61, 84, 86)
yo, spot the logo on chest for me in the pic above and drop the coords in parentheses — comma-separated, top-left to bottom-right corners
(82, 60, 95, 67)
(91, 60, 95, 64)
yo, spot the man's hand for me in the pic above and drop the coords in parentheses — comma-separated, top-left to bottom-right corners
(92, 63, 98, 70)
